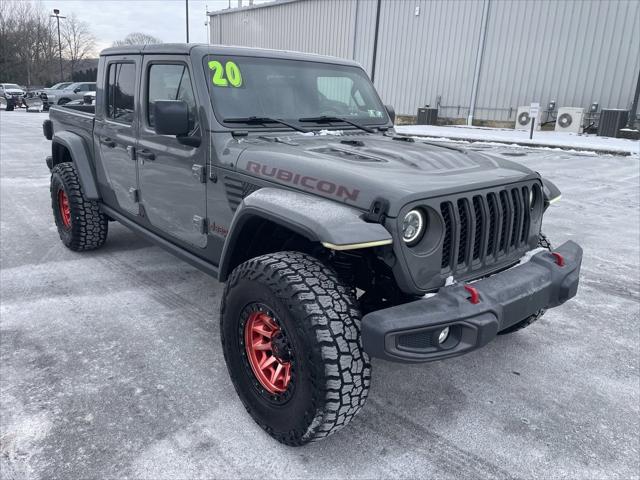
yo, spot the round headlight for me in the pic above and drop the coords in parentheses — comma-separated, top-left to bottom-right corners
(402, 209, 425, 245)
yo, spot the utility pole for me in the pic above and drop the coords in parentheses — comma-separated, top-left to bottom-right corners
(185, 0, 190, 43)
(626, 67, 640, 130)
(50, 9, 66, 82)
(205, 4, 210, 44)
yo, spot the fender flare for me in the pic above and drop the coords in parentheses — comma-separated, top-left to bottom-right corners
(541, 177, 561, 206)
(218, 188, 393, 280)
(52, 131, 100, 200)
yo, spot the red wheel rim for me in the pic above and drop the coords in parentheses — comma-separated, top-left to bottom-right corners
(58, 189, 71, 228)
(244, 311, 292, 394)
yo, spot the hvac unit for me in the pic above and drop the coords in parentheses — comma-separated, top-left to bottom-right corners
(597, 109, 629, 138)
(417, 107, 438, 125)
(514, 106, 541, 131)
(555, 107, 585, 133)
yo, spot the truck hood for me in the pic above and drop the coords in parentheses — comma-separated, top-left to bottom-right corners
(235, 133, 540, 217)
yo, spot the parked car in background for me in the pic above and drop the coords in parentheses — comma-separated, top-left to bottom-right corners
(83, 91, 96, 105)
(53, 82, 96, 105)
(22, 90, 44, 111)
(0, 83, 26, 111)
(35, 82, 73, 109)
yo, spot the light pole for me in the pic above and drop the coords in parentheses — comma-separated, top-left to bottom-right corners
(185, 0, 190, 43)
(50, 9, 65, 82)
(205, 4, 210, 45)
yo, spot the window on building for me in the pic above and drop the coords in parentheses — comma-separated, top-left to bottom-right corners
(106, 63, 135, 123)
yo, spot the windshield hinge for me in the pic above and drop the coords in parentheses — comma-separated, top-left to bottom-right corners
(363, 197, 389, 224)
(193, 215, 208, 235)
(192, 164, 206, 183)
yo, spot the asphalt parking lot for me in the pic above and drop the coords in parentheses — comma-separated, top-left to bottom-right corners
(1, 109, 639, 479)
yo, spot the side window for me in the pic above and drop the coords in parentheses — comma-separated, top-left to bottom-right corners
(147, 64, 196, 132)
(106, 63, 136, 124)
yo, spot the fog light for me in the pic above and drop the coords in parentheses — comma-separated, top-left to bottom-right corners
(438, 326, 450, 344)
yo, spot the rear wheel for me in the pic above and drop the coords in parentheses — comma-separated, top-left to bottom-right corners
(221, 251, 371, 446)
(50, 162, 108, 251)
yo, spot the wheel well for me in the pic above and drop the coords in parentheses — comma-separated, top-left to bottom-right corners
(223, 217, 318, 278)
(220, 216, 411, 312)
(51, 142, 72, 168)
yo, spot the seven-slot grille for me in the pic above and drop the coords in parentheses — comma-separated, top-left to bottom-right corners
(440, 184, 535, 275)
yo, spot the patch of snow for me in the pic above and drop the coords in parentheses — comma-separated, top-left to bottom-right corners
(518, 247, 547, 265)
(444, 275, 456, 286)
(298, 129, 344, 136)
(396, 124, 639, 156)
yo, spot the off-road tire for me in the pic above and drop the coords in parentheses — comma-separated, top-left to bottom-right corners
(50, 162, 108, 251)
(220, 251, 371, 446)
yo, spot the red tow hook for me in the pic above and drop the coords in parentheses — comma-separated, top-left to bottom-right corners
(464, 285, 481, 304)
(551, 252, 565, 267)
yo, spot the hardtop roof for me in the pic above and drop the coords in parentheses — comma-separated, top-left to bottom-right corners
(99, 43, 362, 68)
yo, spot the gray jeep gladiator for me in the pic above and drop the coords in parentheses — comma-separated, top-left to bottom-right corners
(43, 44, 582, 446)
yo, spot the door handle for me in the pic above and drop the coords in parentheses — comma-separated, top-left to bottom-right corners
(137, 149, 155, 161)
(100, 137, 116, 148)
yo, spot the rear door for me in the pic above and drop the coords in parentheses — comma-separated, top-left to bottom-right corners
(94, 56, 140, 215)
(137, 55, 207, 248)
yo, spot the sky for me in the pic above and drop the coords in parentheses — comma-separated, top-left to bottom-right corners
(35, 0, 271, 53)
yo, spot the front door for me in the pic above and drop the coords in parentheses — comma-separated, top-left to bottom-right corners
(94, 57, 139, 215)
(137, 56, 207, 248)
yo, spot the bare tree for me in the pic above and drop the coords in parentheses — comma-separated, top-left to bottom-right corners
(0, 1, 95, 86)
(61, 13, 95, 77)
(112, 32, 162, 46)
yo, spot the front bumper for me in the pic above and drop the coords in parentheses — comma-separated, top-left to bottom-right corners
(361, 240, 582, 363)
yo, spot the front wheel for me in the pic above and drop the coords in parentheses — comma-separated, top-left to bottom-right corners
(220, 251, 371, 446)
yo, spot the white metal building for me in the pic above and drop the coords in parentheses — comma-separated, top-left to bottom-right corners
(208, 0, 640, 125)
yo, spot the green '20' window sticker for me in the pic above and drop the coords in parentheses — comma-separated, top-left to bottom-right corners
(208, 60, 243, 87)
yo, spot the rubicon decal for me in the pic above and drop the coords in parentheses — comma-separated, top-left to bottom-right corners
(246, 161, 360, 201)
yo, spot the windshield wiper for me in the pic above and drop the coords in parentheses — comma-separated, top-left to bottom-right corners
(298, 115, 376, 134)
(223, 116, 309, 133)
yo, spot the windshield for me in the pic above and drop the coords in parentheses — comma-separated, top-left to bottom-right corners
(203, 56, 388, 129)
(51, 82, 71, 89)
(3, 84, 21, 90)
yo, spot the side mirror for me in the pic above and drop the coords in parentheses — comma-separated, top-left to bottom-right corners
(385, 104, 395, 124)
(154, 100, 190, 136)
(73, 88, 81, 93)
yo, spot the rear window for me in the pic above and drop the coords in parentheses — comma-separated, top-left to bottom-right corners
(106, 63, 135, 123)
